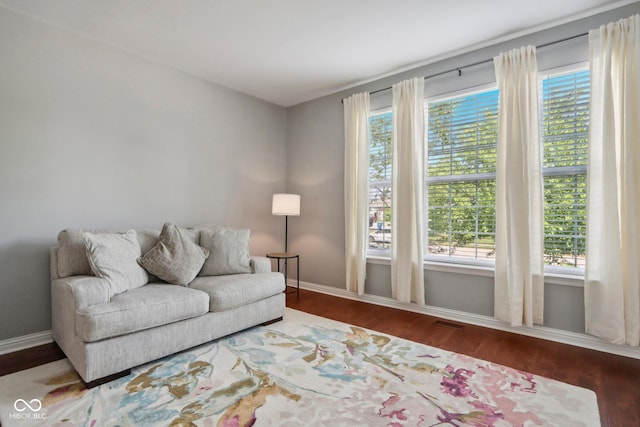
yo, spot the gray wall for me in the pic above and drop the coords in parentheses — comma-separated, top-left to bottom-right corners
(287, 3, 639, 334)
(0, 7, 287, 340)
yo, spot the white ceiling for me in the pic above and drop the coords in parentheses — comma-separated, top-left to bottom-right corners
(0, 0, 636, 106)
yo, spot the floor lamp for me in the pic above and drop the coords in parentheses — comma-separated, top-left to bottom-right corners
(272, 193, 300, 253)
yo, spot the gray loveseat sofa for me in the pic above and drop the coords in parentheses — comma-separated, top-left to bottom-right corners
(50, 225, 285, 385)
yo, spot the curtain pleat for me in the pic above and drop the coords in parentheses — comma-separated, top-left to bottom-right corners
(493, 46, 544, 327)
(344, 92, 370, 295)
(585, 14, 640, 346)
(391, 78, 425, 304)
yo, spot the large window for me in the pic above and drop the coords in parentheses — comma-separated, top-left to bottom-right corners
(366, 68, 589, 270)
(426, 88, 498, 261)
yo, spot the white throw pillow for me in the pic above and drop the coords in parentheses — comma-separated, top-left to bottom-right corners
(199, 228, 252, 276)
(83, 230, 149, 297)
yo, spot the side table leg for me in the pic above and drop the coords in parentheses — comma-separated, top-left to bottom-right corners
(284, 258, 288, 292)
(296, 255, 300, 296)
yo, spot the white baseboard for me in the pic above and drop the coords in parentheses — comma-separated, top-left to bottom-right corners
(0, 330, 53, 355)
(290, 279, 640, 360)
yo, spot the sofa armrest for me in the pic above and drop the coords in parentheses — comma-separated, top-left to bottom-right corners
(51, 276, 111, 349)
(52, 276, 111, 310)
(250, 256, 272, 274)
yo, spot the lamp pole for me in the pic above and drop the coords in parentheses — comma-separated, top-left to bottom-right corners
(285, 215, 289, 253)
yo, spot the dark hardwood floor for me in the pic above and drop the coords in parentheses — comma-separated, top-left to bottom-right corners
(0, 342, 65, 377)
(1, 289, 638, 426)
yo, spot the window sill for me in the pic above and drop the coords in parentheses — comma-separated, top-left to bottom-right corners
(366, 255, 584, 287)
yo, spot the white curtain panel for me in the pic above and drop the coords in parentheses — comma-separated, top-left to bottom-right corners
(493, 46, 545, 327)
(344, 92, 370, 295)
(585, 14, 640, 346)
(391, 78, 425, 304)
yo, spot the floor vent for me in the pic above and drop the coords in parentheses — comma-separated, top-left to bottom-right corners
(433, 320, 464, 330)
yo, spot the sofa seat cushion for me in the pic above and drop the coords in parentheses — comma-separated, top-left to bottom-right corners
(76, 284, 209, 342)
(189, 272, 285, 312)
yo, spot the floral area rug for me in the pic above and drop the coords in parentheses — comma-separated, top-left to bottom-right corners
(0, 308, 599, 426)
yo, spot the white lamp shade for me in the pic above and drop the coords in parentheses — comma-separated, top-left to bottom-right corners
(272, 193, 300, 216)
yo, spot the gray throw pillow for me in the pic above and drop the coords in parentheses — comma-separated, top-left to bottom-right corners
(83, 230, 149, 297)
(199, 228, 252, 276)
(138, 223, 209, 286)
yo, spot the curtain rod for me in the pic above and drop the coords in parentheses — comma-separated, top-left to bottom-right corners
(341, 32, 588, 102)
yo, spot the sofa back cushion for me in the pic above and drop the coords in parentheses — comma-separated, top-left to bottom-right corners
(57, 229, 167, 279)
(57, 229, 99, 278)
(56, 227, 209, 280)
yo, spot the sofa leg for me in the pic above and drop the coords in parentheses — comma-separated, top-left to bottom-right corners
(83, 369, 132, 389)
(261, 316, 283, 327)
